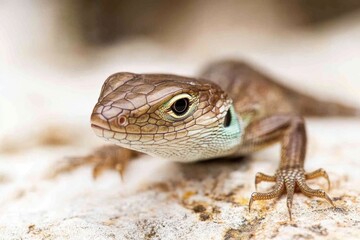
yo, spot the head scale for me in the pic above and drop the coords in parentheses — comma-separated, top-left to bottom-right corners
(91, 72, 243, 162)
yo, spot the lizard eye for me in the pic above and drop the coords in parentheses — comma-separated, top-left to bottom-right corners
(171, 98, 189, 115)
(224, 109, 231, 127)
(160, 93, 198, 121)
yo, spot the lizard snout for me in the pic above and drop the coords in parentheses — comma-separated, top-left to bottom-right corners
(91, 103, 129, 133)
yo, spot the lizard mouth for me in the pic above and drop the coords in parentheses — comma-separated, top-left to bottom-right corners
(90, 122, 122, 139)
(91, 123, 109, 138)
(91, 124, 126, 143)
(91, 123, 107, 130)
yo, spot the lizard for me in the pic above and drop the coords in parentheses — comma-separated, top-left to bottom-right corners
(59, 60, 360, 220)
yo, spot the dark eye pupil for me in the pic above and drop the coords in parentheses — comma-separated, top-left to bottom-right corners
(172, 98, 189, 115)
(224, 109, 231, 127)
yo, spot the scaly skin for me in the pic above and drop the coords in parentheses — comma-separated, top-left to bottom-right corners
(61, 60, 360, 220)
(91, 73, 241, 162)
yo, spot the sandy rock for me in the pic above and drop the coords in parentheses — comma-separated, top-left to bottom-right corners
(0, 119, 359, 240)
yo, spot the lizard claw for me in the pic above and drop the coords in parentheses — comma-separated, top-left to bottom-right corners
(249, 172, 284, 212)
(249, 168, 334, 220)
(92, 151, 128, 181)
(92, 156, 127, 180)
(49, 145, 136, 180)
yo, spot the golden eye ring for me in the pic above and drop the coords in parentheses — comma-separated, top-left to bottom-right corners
(159, 93, 198, 121)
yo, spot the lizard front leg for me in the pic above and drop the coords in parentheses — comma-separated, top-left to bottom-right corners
(49, 145, 140, 179)
(242, 115, 334, 220)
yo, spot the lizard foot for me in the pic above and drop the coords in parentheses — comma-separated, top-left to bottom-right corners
(48, 145, 137, 180)
(249, 168, 334, 220)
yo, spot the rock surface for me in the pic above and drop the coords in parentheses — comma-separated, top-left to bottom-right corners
(0, 119, 359, 239)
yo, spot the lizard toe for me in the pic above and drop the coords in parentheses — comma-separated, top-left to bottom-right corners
(249, 167, 334, 219)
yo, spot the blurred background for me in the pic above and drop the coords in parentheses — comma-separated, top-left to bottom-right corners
(0, 1, 360, 237)
(1, 0, 360, 152)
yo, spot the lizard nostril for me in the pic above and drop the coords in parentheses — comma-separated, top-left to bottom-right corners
(118, 116, 128, 126)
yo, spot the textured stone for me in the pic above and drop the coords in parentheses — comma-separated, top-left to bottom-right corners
(0, 119, 359, 239)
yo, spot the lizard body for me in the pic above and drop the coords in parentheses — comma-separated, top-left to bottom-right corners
(89, 60, 359, 219)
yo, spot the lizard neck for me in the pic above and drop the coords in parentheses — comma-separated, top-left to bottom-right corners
(155, 104, 244, 162)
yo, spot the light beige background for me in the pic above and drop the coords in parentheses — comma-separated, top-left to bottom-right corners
(0, 1, 359, 239)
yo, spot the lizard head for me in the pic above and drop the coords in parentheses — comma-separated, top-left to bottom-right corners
(91, 72, 243, 162)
